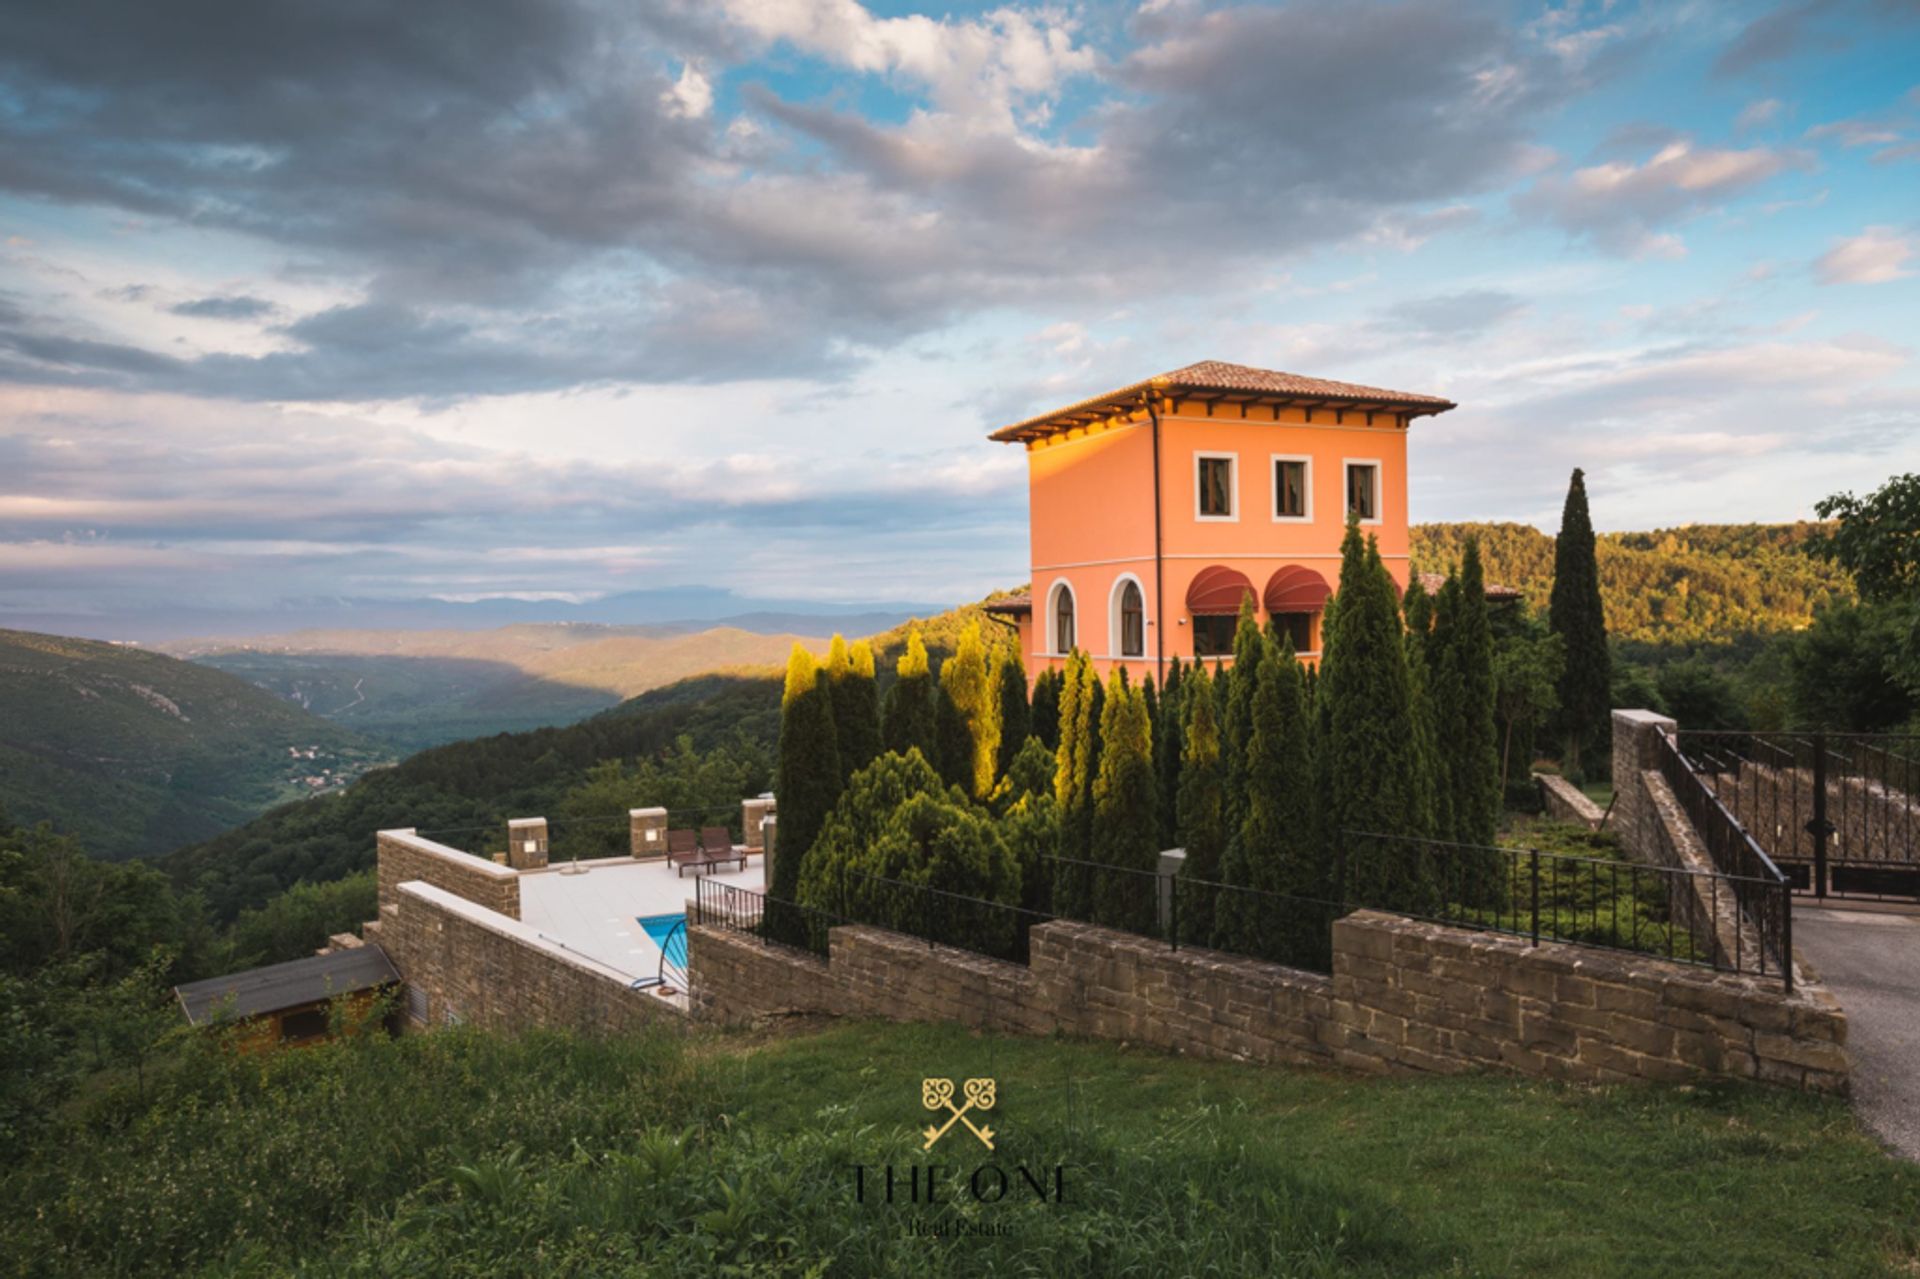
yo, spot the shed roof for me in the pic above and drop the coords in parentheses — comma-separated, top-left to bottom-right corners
(990, 360, 1456, 443)
(174, 945, 400, 1026)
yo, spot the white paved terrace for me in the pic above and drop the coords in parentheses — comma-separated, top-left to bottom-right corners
(515, 853, 765, 982)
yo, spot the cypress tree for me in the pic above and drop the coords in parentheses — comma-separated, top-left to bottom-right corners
(1448, 540, 1505, 903)
(939, 620, 1001, 800)
(1051, 650, 1100, 917)
(1154, 656, 1186, 849)
(770, 644, 843, 939)
(1221, 593, 1265, 837)
(826, 635, 882, 782)
(1175, 663, 1227, 944)
(1548, 467, 1611, 781)
(1090, 672, 1157, 934)
(1322, 519, 1435, 915)
(933, 677, 973, 794)
(882, 629, 937, 759)
(1401, 579, 1447, 843)
(1029, 667, 1062, 750)
(1215, 639, 1322, 967)
(995, 646, 1031, 780)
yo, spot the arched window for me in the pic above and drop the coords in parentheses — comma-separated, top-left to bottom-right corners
(1050, 581, 1076, 653)
(1115, 578, 1145, 657)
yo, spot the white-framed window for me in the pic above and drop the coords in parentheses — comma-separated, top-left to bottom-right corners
(1344, 459, 1382, 524)
(1194, 451, 1238, 522)
(1271, 454, 1312, 523)
(1110, 575, 1147, 658)
(1046, 578, 1077, 655)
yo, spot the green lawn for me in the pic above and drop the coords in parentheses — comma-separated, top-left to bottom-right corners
(6, 1017, 1916, 1277)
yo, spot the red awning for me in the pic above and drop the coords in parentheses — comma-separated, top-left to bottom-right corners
(1263, 566, 1332, 614)
(1186, 565, 1255, 615)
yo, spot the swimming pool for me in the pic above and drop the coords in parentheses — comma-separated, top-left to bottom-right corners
(638, 913, 687, 972)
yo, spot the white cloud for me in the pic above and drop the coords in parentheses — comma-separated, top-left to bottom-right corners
(661, 60, 713, 119)
(1517, 140, 1811, 255)
(718, 0, 1095, 130)
(1814, 226, 1916, 285)
(1736, 97, 1783, 131)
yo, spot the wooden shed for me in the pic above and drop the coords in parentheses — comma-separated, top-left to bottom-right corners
(174, 946, 402, 1050)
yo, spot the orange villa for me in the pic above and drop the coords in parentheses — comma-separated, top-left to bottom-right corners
(985, 360, 1457, 683)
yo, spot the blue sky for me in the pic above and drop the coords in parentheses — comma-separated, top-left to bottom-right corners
(0, 0, 1916, 637)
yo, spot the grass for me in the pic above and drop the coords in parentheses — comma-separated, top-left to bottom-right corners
(5, 1016, 1916, 1277)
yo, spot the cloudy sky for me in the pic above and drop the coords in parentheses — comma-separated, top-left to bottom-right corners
(2, 0, 1917, 638)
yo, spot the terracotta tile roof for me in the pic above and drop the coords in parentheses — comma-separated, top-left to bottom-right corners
(1418, 572, 1522, 602)
(990, 360, 1456, 443)
(983, 593, 1032, 615)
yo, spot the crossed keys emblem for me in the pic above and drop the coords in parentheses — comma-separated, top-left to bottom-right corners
(921, 1077, 996, 1151)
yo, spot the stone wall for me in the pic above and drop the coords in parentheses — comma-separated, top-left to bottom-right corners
(380, 881, 683, 1034)
(1329, 913, 1844, 1091)
(1611, 709, 1677, 865)
(376, 829, 520, 919)
(1535, 773, 1605, 829)
(689, 909, 1846, 1092)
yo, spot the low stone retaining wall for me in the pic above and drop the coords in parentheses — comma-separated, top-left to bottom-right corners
(376, 828, 520, 919)
(376, 881, 683, 1034)
(689, 909, 1846, 1092)
(1535, 773, 1605, 829)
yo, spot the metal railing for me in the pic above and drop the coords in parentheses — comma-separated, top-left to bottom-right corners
(692, 876, 846, 960)
(690, 828, 1794, 990)
(1676, 728, 1920, 901)
(1653, 733, 1795, 987)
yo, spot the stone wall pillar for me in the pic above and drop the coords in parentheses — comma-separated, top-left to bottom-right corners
(506, 817, 549, 870)
(629, 807, 667, 859)
(760, 815, 777, 891)
(742, 794, 775, 851)
(1611, 709, 1676, 866)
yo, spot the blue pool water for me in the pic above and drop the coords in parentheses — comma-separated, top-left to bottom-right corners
(638, 913, 687, 971)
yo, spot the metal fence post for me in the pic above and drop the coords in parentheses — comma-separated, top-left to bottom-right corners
(1809, 730, 1830, 900)
(1170, 872, 1180, 952)
(923, 883, 933, 950)
(1529, 848, 1541, 947)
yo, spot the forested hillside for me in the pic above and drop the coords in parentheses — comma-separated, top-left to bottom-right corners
(0, 629, 390, 860)
(1411, 522, 1852, 645)
(164, 674, 782, 919)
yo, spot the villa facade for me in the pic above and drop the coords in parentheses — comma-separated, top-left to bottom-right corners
(987, 360, 1455, 683)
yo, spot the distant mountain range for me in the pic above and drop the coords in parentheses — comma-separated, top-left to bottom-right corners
(165, 623, 836, 751)
(14, 586, 944, 645)
(0, 628, 392, 860)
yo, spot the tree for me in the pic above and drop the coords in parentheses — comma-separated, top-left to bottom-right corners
(827, 637, 883, 782)
(1154, 656, 1186, 849)
(995, 647, 1031, 779)
(1400, 576, 1446, 841)
(1029, 667, 1063, 750)
(796, 748, 951, 918)
(1214, 640, 1322, 967)
(1090, 673, 1157, 934)
(1448, 540, 1501, 849)
(769, 645, 842, 934)
(937, 620, 1000, 800)
(1175, 663, 1227, 903)
(1809, 472, 1920, 604)
(1050, 650, 1100, 917)
(1789, 604, 1915, 731)
(1322, 519, 1435, 915)
(1548, 467, 1611, 781)
(881, 629, 937, 759)
(1493, 625, 1564, 795)
(1220, 593, 1265, 837)
(1807, 472, 1920, 713)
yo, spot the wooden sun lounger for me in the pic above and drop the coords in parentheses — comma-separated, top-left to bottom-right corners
(667, 829, 704, 876)
(700, 827, 746, 873)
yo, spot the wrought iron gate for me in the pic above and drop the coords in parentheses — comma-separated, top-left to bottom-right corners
(1674, 731, 1920, 902)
